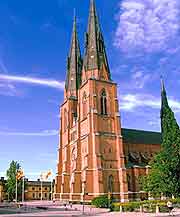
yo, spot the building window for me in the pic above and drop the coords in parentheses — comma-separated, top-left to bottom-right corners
(45, 187, 47, 191)
(82, 92, 87, 119)
(39, 187, 41, 191)
(72, 110, 77, 125)
(127, 175, 131, 191)
(64, 109, 68, 130)
(39, 193, 41, 198)
(108, 175, 113, 193)
(100, 89, 107, 115)
(32, 187, 35, 190)
(33, 193, 35, 198)
(45, 193, 47, 198)
(71, 131, 76, 141)
(71, 147, 76, 170)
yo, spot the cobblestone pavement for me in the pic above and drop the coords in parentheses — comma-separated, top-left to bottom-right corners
(0, 201, 180, 217)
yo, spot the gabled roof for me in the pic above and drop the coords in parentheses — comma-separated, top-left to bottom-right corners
(122, 128, 162, 145)
(27, 181, 52, 186)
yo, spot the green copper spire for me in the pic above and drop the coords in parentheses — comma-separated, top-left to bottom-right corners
(83, 0, 111, 79)
(65, 15, 82, 95)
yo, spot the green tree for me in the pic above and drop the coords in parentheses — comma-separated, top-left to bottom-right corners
(6, 160, 22, 201)
(140, 80, 180, 197)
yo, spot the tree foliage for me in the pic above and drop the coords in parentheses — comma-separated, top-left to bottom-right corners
(140, 82, 180, 197)
(5, 160, 22, 201)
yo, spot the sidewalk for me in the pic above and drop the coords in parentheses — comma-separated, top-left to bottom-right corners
(0, 201, 179, 217)
(91, 209, 180, 217)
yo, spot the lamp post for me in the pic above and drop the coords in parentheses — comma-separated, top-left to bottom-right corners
(51, 179, 53, 201)
(41, 180, 43, 201)
(82, 191, 85, 215)
(22, 176, 25, 203)
(82, 183, 86, 215)
(82, 183, 88, 215)
(15, 172, 18, 203)
(108, 191, 111, 210)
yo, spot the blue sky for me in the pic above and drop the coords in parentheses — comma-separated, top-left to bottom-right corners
(0, 0, 180, 180)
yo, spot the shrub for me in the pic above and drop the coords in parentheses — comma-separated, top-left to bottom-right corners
(114, 201, 142, 212)
(112, 198, 180, 213)
(91, 195, 110, 208)
(92, 197, 180, 212)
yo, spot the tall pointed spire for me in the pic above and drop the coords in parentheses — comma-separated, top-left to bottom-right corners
(83, 0, 111, 79)
(65, 14, 82, 97)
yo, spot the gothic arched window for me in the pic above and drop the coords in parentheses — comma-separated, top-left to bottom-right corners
(127, 175, 130, 191)
(98, 32, 104, 53)
(64, 109, 68, 131)
(71, 147, 76, 171)
(100, 89, 107, 115)
(82, 92, 87, 119)
(108, 175, 113, 193)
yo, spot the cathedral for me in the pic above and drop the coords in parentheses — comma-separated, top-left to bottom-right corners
(55, 0, 161, 202)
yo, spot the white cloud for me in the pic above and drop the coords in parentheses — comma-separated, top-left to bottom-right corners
(148, 119, 161, 127)
(0, 59, 9, 74)
(132, 71, 143, 79)
(120, 93, 180, 112)
(167, 46, 180, 54)
(0, 82, 21, 96)
(114, 0, 180, 53)
(0, 74, 64, 90)
(131, 70, 151, 89)
(0, 129, 58, 137)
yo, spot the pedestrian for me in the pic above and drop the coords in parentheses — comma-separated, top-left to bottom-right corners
(64, 203, 67, 211)
(70, 202, 72, 208)
(167, 200, 174, 216)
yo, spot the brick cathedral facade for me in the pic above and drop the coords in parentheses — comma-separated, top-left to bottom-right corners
(55, 0, 161, 202)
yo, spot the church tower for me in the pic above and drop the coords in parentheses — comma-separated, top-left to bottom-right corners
(55, 0, 128, 202)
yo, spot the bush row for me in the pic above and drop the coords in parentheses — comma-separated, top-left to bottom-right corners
(91, 195, 180, 213)
(113, 198, 180, 212)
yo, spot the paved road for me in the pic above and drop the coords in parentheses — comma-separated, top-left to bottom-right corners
(0, 211, 180, 217)
(0, 212, 180, 217)
(0, 201, 180, 217)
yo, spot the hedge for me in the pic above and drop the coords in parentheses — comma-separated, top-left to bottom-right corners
(112, 198, 180, 212)
(91, 195, 180, 213)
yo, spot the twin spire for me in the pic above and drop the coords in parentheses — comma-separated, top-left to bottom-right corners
(65, 15, 82, 95)
(83, 0, 110, 75)
(65, 0, 110, 97)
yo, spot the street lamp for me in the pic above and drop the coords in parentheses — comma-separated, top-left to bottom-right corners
(82, 185, 88, 215)
(82, 183, 86, 215)
(108, 192, 111, 209)
(22, 173, 25, 203)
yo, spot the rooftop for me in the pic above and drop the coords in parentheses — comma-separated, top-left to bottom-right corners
(122, 128, 162, 145)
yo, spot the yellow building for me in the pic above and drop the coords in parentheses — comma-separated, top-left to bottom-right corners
(25, 179, 54, 201)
